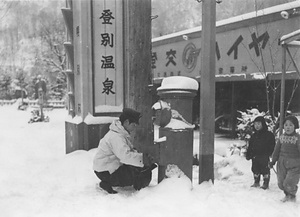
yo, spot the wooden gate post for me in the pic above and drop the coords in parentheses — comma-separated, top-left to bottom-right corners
(123, 0, 153, 152)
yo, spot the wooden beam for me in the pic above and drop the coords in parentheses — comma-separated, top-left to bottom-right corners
(199, 0, 216, 184)
(64, 42, 74, 68)
(61, 8, 73, 40)
(231, 82, 237, 138)
(123, 0, 153, 152)
(287, 40, 300, 47)
(279, 45, 287, 135)
(280, 29, 300, 45)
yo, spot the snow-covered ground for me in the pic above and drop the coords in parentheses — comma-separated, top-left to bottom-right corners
(0, 105, 299, 217)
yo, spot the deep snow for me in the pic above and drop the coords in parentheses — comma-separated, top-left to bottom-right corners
(0, 105, 299, 217)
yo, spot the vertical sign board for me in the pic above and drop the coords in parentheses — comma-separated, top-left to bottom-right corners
(92, 0, 123, 116)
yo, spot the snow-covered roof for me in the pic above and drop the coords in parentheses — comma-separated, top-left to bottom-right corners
(153, 71, 298, 84)
(152, 1, 300, 45)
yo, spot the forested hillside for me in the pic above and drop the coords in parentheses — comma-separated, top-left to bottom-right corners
(0, 0, 65, 99)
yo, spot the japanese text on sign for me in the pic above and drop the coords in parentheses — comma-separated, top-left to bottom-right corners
(92, 0, 123, 114)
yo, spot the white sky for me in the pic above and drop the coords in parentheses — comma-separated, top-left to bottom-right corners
(0, 105, 299, 217)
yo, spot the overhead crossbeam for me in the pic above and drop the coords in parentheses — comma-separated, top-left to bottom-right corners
(280, 29, 300, 45)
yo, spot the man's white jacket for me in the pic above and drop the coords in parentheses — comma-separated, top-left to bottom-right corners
(93, 120, 144, 174)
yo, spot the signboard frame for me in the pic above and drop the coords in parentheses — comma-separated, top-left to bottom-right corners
(91, 0, 124, 116)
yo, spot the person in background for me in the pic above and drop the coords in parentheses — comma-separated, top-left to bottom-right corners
(34, 75, 47, 100)
(269, 115, 300, 202)
(246, 116, 275, 189)
(93, 108, 156, 194)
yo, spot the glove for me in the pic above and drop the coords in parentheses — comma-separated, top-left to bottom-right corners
(268, 161, 275, 169)
(143, 153, 155, 166)
(245, 151, 252, 160)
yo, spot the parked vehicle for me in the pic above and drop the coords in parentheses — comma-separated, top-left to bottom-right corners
(215, 114, 237, 134)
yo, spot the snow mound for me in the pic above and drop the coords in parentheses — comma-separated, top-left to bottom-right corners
(214, 155, 244, 180)
(165, 164, 186, 178)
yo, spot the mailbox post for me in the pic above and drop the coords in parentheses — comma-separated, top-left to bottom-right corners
(154, 76, 198, 182)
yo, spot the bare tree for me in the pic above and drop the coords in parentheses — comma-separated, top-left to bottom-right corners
(36, 1, 67, 98)
(242, 0, 300, 131)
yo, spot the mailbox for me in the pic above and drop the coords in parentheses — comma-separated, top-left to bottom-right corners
(149, 76, 198, 182)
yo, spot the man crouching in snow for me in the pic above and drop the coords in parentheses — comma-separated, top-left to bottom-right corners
(93, 108, 156, 194)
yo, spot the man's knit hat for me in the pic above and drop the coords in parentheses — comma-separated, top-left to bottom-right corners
(284, 115, 299, 129)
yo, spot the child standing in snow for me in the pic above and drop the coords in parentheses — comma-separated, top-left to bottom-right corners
(246, 116, 275, 189)
(269, 115, 300, 202)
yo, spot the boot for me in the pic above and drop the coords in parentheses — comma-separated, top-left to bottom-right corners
(289, 195, 296, 202)
(251, 174, 260, 187)
(260, 174, 270, 190)
(281, 191, 296, 202)
(99, 181, 117, 194)
(133, 165, 157, 190)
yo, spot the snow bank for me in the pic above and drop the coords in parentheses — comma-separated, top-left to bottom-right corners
(1, 107, 299, 217)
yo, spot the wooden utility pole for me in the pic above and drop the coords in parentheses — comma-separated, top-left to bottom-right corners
(199, 0, 216, 184)
(123, 0, 153, 152)
(231, 82, 237, 138)
(279, 45, 287, 135)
